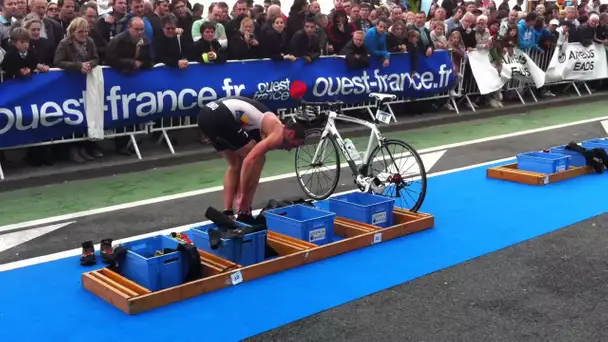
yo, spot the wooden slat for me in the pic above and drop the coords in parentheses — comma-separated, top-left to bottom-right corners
(199, 250, 240, 275)
(487, 163, 593, 185)
(82, 273, 131, 314)
(100, 268, 151, 295)
(381, 213, 435, 242)
(91, 271, 139, 297)
(267, 231, 317, 250)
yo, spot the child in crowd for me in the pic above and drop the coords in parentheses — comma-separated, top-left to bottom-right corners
(0, 27, 46, 79)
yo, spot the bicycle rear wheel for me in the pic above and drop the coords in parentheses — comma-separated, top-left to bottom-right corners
(364, 139, 427, 212)
(294, 128, 341, 200)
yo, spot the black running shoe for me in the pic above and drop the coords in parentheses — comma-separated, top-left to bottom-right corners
(100, 239, 114, 264)
(236, 213, 255, 225)
(80, 241, 97, 266)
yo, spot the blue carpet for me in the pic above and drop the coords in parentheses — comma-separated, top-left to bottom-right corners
(1, 161, 607, 342)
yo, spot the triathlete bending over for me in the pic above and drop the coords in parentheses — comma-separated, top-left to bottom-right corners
(197, 96, 306, 222)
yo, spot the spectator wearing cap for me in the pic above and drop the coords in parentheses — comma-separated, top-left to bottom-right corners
(548, 18, 561, 42)
(518, 12, 543, 52)
(260, 13, 295, 61)
(155, 13, 189, 68)
(227, 17, 261, 59)
(95, 0, 128, 43)
(290, 16, 320, 62)
(340, 30, 369, 68)
(328, 8, 355, 54)
(286, 0, 308, 43)
(364, 18, 390, 67)
(188, 21, 227, 63)
(225, 0, 248, 41)
(386, 19, 407, 53)
(106, 17, 154, 73)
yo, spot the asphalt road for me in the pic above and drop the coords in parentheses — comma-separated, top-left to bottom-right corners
(0, 121, 604, 265)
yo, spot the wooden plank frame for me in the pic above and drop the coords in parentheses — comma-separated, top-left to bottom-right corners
(82, 209, 434, 315)
(487, 163, 593, 185)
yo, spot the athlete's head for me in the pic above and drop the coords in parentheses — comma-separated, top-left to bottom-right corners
(280, 121, 306, 150)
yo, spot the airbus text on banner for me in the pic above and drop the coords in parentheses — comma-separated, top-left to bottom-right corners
(468, 48, 545, 95)
(545, 42, 608, 83)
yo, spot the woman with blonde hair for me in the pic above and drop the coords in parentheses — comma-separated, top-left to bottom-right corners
(54, 17, 102, 163)
(228, 17, 261, 60)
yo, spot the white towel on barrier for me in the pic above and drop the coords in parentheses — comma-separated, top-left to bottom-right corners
(85, 66, 105, 140)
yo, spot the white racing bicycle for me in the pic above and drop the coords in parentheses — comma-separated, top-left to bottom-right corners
(293, 93, 428, 212)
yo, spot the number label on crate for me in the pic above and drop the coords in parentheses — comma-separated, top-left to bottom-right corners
(372, 232, 382, 244)
(230, 270, 243, 286)
(309, 228, 326, 242)
(372, 211, 387, 225)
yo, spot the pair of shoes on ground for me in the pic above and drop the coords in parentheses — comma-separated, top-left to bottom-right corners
(80, 239, 114, 266)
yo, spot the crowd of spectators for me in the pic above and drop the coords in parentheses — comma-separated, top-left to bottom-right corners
(1, 0, 608, 166)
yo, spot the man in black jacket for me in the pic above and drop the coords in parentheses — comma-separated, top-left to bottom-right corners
(156, 13, 188, 69)
(106, 17, 154, 73)
(340, 30, 370, 69)
(225, 0, 248, 41)
(290, 17, 320, 63)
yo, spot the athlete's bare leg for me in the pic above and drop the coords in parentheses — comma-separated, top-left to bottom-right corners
(219, 150, 243, 212)
(236, 155, 265, 213)
(234, 140, 263, 214)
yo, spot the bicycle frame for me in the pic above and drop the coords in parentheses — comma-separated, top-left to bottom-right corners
(311, 109, 384, 176)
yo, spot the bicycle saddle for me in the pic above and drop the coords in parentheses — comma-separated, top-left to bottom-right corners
(369, 93, 397, 102)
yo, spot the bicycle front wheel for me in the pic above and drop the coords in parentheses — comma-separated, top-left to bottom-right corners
(364, 139, 427, 212)
(294, 128, 341, 200)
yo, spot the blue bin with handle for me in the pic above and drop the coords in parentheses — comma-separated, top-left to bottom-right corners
(329, 192, 395, 228)
(119, 235, 187, 291)
(264, 205, 336, 245)
(549, 145, 587, 167)
(581, 139, 608, 152)
(517, 151, 571, 174)
(186, 223, 267, 266)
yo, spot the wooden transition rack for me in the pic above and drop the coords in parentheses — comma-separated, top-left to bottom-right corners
(486, 163, 593, 185)
(82, 208, 434, 315)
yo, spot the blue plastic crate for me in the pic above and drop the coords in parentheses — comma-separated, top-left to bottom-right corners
(119, 235, 187, 292)
(186, 223, 267, 266)
(264, 205, 336, 245)
(581, 139, 608, 152)
(549, 145, 587, 167)
(517, 152, 571, 174)
(329, 192, 395, 228)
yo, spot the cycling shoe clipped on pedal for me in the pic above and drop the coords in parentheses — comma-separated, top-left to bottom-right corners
(357, 175, 385, 195)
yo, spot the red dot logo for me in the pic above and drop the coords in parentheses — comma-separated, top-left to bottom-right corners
(289, 80, 307, 100)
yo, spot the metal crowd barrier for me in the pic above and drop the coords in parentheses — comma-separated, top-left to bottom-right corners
(0, 46, 600, 180)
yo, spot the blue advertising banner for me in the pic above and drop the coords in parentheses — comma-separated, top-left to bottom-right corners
(102, 51, 455, 130)
(0, 51, 454, 148)
(0, 71, 87, 148)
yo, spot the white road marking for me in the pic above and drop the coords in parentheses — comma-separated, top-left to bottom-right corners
(0, 115, 605, 234)
(0, 156, 515, 273)
(0, 222, 74, 254)
(602, 120, 608, 135)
